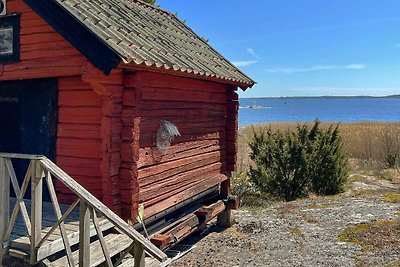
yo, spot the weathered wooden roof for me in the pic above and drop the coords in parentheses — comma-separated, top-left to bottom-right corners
(24, 0, 255, 88)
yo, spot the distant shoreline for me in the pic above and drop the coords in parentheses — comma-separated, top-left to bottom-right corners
(240, 95, 400, 100)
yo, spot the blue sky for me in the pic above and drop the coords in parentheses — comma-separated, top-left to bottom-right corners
(157, 0, 400, 97)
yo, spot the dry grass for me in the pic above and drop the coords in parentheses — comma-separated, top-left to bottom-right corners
(238, 122, 400, 172)
(338, 220, 400, 249)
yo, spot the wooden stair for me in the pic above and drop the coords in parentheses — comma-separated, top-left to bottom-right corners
(0, 154, 169, 267)
(45, 232, 135, 267)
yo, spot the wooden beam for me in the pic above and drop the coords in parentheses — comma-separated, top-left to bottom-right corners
(90, 207, 113, 267)
(134, 242, 145, 267)
(79, 200, 91, 267)
(0, 158, 10, 266)
(45, 171, 75, 267)
(30, 160, 43, 265)
(195, 200, 225, 222)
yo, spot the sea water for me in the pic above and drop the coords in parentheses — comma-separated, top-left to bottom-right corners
(239, 97, 400, 126)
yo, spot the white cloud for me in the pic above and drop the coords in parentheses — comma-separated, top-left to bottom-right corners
(246, 48, 260, 59)
(344, 64, 367, 69)
(266, 65, 337, 74)
(232, 60, 258, 67)
(290, 86, 398, 96)
(267, 64, 368, 74)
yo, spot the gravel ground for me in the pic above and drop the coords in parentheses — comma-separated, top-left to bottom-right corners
(171, 173, 400, 267)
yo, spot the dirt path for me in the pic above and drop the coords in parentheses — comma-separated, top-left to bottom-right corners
(171, 172, 400, 267)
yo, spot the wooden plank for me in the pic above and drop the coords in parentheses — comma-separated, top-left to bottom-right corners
(134, 242, 145, 267)
(36, 199, 79, 250)
(30, 161, 43, 264)
(138, 150, 223, 179)
(137, 140, 225, 168)
(58, 77, 92, 91)
(37, 218, 114, 261)
(50, 233, 133, 267)
(140, 86, 227, 103)
(45, 172, 75, 267)
(56, 138, 102, 159)
(0, 158, 10, 262)
(79, 200, 90, 267)
(5, 159, 32, 236)
(58, 107, 102, 124)
(144, 174, 228, 218)
(57, 124, 101, 140)
(89, 208, 113, 267)
(140, 164, 223, 201)
(58, 91, 102, 107)
(125, 72, 227, 93)
(195, 200, 226, 222)
(2, 167, 33, 248)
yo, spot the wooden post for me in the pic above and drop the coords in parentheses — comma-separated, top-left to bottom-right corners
(79, 200, 90, 267)
(134, 241, 145, 267)
(0, 158, 10, 267)
(30, 160, 43, 265)
(218, 88, 239, 228)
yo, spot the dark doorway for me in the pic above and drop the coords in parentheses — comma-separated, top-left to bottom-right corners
(0, 78, 57, 200)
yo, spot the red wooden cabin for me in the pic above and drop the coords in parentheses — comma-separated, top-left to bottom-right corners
(0, 0, 254, 229)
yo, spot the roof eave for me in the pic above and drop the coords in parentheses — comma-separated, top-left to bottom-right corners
(120, 62, 255, 90)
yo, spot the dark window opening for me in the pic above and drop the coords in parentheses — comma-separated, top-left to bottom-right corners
(0, 13, 20, 63)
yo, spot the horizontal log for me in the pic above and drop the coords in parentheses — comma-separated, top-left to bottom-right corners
(58, 107, 102, 124)
(20, 24, 58, 35)
(0, 66, 82, 81)
(7, 0, 32, 12)
(140, 108, 226, 118)
(139, 154, 226, 189)
(4, 55, 83, 71)
(58, 77, 92, 91)
(21, 40, 73, 53)
(142, 178, 205, 207)
(140, 131, 226, 148)
(57, 123, 101, 139)
(21, 18, 49, 28)
(141, 86, 227, 104)
(138, 150, 224, 181)
(56, 138, 102, 159)
(140, 163, 223, 201)
(125, 72, 227, 93)
(58, 90, 102, 107)
(195, 200, 226, 222)
(138, 139, 225, 168)
(140, 100, 227, 112)
(150, 234, 171, 249)
(20, 32, 65, 45)
(56, 156, 100, 169)
(144, 174, 227, 218)
(20, 48, 80, 61)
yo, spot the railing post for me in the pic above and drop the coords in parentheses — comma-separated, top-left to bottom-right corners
(79, 199, 90, 267)
(0, 158, 10, 267)
(30, 160, 43, 264)
(134, 242, 145, 267)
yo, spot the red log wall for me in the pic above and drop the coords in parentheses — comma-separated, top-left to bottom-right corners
(122, 72, 231, 219)
(56, 77, 103, 203)
(0, 0, 85, 81)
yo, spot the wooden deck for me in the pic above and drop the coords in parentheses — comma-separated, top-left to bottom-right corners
(9, 197, 112, 260)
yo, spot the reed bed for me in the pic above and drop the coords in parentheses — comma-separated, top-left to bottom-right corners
(238, 122, 400, 172)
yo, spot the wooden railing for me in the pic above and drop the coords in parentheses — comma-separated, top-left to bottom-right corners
(0, 153, 168, 267)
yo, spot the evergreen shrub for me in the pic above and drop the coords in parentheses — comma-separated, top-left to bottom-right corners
(248, 120, 348, 201)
